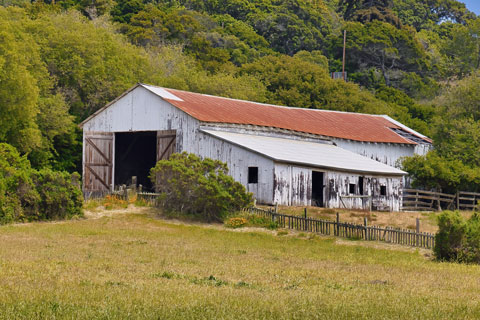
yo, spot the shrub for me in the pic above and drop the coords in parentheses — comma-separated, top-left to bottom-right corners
(434, 211, 480, 263)
(150, 152, 253, 222)
(0, 143, 83, 224)
(31, 169, 83, 220)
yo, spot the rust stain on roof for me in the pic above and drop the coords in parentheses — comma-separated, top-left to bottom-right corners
(162, 88, 421, 145)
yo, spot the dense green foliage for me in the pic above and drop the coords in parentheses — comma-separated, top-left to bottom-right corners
(0, 0, 480, 192)
(435, 211, 480, 264)
(0, 143, 83, 224)
(150, 153, 253, 222)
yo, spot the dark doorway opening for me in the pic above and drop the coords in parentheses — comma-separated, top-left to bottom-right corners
(312, 171, 324, 207)
(115, 131, 157, 191)
(359, 176, 364, 195)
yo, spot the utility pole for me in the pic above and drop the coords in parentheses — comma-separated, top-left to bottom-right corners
(342, 30, 347, 81)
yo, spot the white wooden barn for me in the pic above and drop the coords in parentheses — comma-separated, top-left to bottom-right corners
(80, 83, 433, 211)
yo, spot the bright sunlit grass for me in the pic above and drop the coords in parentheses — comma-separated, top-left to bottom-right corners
(0, 208, 479, 319)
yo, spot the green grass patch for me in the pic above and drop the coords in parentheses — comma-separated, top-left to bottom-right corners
(0, 211, 480, 319)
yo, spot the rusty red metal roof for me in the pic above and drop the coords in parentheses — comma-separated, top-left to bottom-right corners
(144, 85, 430, 145)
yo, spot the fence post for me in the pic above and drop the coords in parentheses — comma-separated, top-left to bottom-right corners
(123, 186, 128, 202)
(304, 208, 307, 231)
(364, 217, 367, 240)
(416, 218, 420, 247)
(335, 213, 340, 236)
(456, 191, 460, 210)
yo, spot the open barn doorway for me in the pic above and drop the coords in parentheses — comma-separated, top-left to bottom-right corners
(311, 171, 324, 207)
(115, 131, 157, 191)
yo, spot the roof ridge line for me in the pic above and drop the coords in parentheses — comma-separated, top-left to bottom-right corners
(141, 83, 389, 118)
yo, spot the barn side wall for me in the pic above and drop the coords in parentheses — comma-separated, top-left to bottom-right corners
(273, 164, 403, 211)
(273, 164, 312, 206)
(194, 132, 275, 204)
(332, 139, 415, 168)
(324, 171, 403, 212)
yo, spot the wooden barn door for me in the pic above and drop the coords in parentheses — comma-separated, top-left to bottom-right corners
(157, 130, 176, 161)
(155, 130, 176, 192)
(83, 132, 114, 195)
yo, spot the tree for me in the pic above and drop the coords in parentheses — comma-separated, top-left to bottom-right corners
(241, 54, 395, 114)
(0, 7, 74, 167)
(330, 21, 427, 87)
(338, 0, 401, 28)
(393, 0, 474, 31)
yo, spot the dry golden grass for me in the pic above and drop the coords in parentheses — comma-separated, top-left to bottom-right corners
(268, 205, 475, 233)
(0, 207, 480, 319)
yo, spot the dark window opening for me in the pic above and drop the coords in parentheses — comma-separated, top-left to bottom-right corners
(380, 185, 387, 196)
(248, 167, 258, 184)
(312, 171, 324, 207)
(349, 183, 356, 194)
(115, 131, 157, 191)
(359, 177, 364, 195)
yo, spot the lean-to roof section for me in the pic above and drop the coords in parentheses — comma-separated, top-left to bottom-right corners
(201, 130, 406, 175)
(140, 84, 424, 144)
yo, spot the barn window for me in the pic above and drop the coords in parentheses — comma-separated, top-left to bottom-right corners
(380, 185, 387, 196)
(349, 183, 356, 194)
(248, 167, 258, 184)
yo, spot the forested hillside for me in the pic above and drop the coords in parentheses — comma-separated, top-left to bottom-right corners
(1, 0, 479, 192)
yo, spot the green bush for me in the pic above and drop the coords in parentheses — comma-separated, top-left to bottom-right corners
(0, 143, 83, 224)
(150, 152, 253, 222)
(31, 169, 83, 220)
(434, 210, 480, 263)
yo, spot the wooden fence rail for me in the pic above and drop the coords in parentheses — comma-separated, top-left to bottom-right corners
(245, 207, 435, 249)
(402, 188, 480, 211)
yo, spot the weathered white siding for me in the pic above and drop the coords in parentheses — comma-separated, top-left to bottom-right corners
(194, 132, 275, 204)
(324, 171, 403, 212)
(273, 164, 312, 206)
(273, 164, 403, 211)
(332, 139, 415, 168)
(82, 86, 200, 153)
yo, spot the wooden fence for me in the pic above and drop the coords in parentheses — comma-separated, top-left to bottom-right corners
(457, 191, 480, 211)
(245, 207, 435, 249)
(402, 189, 479, 211)
(137, 192, 160, 206)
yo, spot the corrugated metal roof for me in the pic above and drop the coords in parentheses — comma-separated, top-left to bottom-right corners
(140, 84, 427, 145)
(201, 129, 406, 175)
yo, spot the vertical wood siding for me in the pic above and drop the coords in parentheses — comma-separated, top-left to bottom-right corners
(273, 164, 312, 206)
(332, 139, 419, 168)
(273, 164, 402, 211)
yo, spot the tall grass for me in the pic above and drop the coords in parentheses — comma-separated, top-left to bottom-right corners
(0, 210, 479, 319)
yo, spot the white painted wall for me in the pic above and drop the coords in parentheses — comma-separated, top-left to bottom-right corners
(273, 163, 403, 211)
(324, 171, 403, 212)
(333, 139, 419, 168)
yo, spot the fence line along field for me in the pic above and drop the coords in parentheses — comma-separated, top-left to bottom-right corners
(1, 208, 480, 319)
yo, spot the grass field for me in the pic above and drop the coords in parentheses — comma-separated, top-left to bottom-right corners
(1, 207, 480, 319)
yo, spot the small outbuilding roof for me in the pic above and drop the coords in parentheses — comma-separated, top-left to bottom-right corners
(141, 84, 431, 145)
(201, 129, 406, 176)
